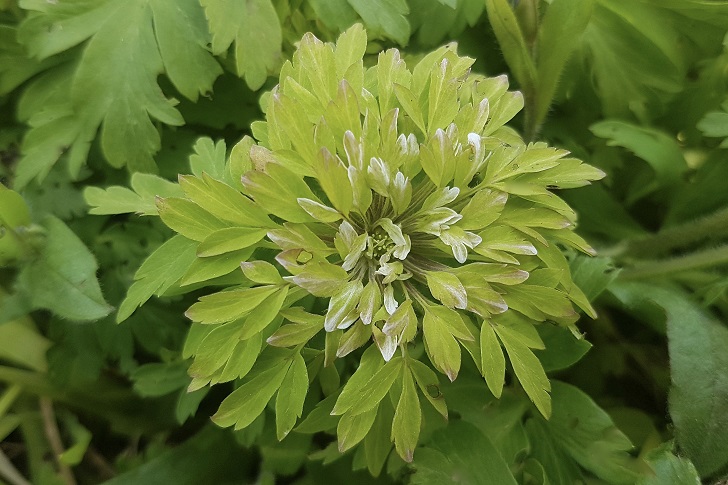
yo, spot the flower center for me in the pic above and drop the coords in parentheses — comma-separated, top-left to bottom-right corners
(370, 226, 395, 260)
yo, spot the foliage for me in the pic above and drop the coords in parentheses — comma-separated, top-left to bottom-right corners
(1, 0, 728, 484)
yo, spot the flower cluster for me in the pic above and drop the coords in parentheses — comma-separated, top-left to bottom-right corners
(147, 25, 604, 461)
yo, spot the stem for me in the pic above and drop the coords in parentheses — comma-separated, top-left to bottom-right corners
(619, 244, 728, 280)
(626, 206, 728, 256)
(39, 398, 76, 485)
(0, 448, 31, 485)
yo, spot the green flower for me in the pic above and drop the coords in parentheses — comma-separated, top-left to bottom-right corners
(131, 25, 604, 462)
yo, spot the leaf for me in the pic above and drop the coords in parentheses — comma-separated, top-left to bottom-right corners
(653, 286, 728, 476)
(131, 361, 190, 397)
(238, 286, 288, 340)
(180, 247, 253, 286)
(484, 0, 537, 95)
(534, 325, 592, 372)
(391, 367, 421, 462)
(179, 174, 275, 228)
(18, 215, 112, 321)
(275, 352, 309, 440)
(84, 173, 184, 216)
(157, 197, 230, 242)
(578, 0, 685, 119)
(544, 381, 640, 484)
(332, 357, 402, 416)
(638, 443, 701, 485)
(591, 121, 687, 200)
(411, 421, 518, 485)
(494, 324, 551, 418)
(346, 0, 410, 45)
(426, 271, 468, 310)
(480, 321, 505, 398)
(117, 235, 198, 322)
(17, 0, 221, 178)
(240, 261, 284, 285)
(363, 396, 395, 476)
(422, 307, 461, 381)
(212, 359, 291, 429)
(337, 406, 378, 453)
(534, 0, 594, 126)
(185, 285, 279, 324)
(197, 227, 267, 257)
(188, 137, 227, 180)
(200, 0, 282, 90)
(409, 360, 448, 418)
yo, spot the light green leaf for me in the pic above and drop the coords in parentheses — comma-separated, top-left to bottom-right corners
(337, 406, 378, 453)
(297, 198, 343, 223)
(342, 356, 403, 416)
(409, 360, 448, 418)
(238, 286, 288, 340)
(200, 0, 282, 90)
(118, 235, 198, 322)
(240, 261, 284, 285)
(346, 0, 410, 45)
(458, 189, 507, 231)
(276, 352, 309, 440)
(495, 324, 551, 418)
(426, 271, 468, 310)
(157, 197, 230, 242)
(18, 215, 112, 321)
(197, 227, 267, 257)
(185, 285, 279, 324)
(393, 83, 427, 134)
(480, 321, 505, 398)
(212, 360, 291, 429)
(179, 173, 275, 228)
(84, 173, 183, 216)
(267, 310, 324, 347)
(332, 352, 399, 416)
(180, 247, 254, 286)
(188, 137, 227, 180)
(363, 397, 395, 476)
(392, 367, 421, 462)
(423, 307, 461, 381)
(309, 0, 358, 32)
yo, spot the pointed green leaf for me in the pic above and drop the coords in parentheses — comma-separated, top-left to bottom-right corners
(276, 352, 309, 440)
(426, 271, 468, 310)
(185, 285, 278, 324)
(19, 216, 112, 322)
(480, 321, 505, 398)
(495, 325, 551, 418)
(201, 0, 281, 90)
(392, 368, 421, 462)
(212, 360, 291, 429)
(423, 308, 461, 381)
(337, 406, 378, 453)
(118, 235, 198, 322)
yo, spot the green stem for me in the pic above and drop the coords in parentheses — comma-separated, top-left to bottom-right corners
(626, 206, 728, 256)
(0, 448, 31, 485)
(619, 244, 728, 280)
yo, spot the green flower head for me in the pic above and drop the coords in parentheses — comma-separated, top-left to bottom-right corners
(148, 25, 604, 462)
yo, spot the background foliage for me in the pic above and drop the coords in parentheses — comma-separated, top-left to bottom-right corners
(1, 0, 728, 484)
